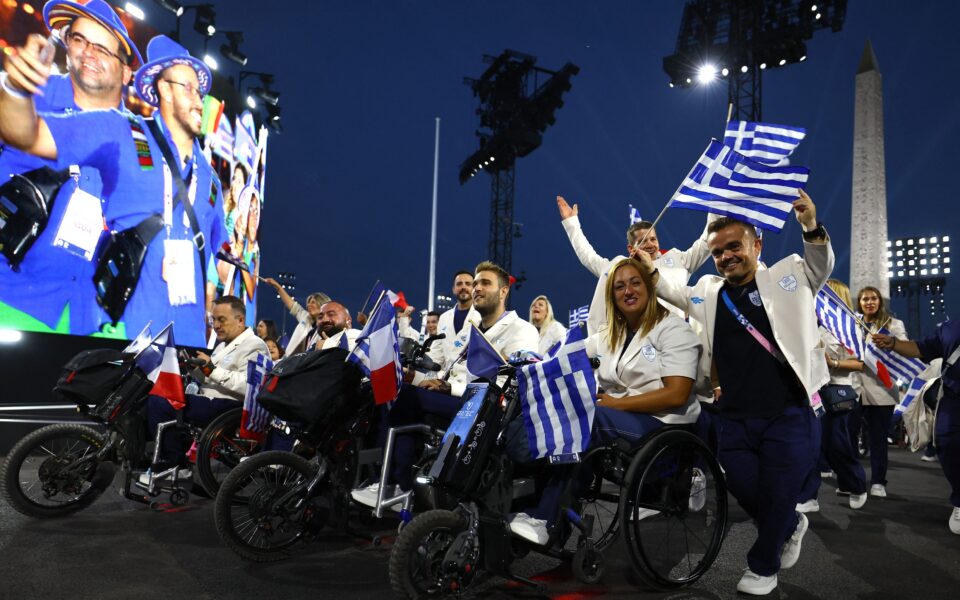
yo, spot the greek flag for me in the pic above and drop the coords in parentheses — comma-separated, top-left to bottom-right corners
(569, 305, 589, 328)
(815, 286, 863, 356)
(464, 325, 506, 382)
(723, 121, 806, 166)
(670, 139, 809, 232)
(895, 376, 928, 415)
(517, 325, 597, 459)
(240, 354, 274, 441)
(629, 205, 643, 225)
(865, 330, 928, 387)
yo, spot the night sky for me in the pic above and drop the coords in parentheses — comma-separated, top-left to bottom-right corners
(169, 0, 959, 333)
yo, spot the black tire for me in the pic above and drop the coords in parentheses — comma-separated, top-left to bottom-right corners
(389, 509, 472, 599)
(572, 543, 606, 584)
(196, 408, 261, 497)
(619, 429, 727, 590)
(0, 424, 114, 518)
(213, 450, 317, 562)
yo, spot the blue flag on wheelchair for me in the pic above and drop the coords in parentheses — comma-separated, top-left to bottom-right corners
(240, 354, 274, 442)
(517, 325, 597, 459)
(464, 325, 506, 381)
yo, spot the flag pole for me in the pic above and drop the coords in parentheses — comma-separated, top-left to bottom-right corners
(428, 118, 440, 312)
(358, 280, 381, 318)
(725, 102, 734, 126)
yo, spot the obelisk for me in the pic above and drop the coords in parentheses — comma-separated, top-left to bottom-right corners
(850, 40, 889, 298)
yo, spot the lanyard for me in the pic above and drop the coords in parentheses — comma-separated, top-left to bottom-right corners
(720, 289, 787, 364)
(162, 156, 198, 234)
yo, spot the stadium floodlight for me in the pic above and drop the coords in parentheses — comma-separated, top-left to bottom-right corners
(219, 31, 248, 66)
(154, 0, 184, 16)
(202, 53, 218, 70)
(192, 4, 216, 37)
(696, 64, 718, 84)
(124, 2, 145, 20)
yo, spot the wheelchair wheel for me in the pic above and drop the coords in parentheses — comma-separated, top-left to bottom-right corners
(214, 450, 318, 562)
(0, 424, 115, 518)
(196, 408, 261, 496)
(619, 429, 727, 590)
(569, 447, 623, 553)
(389, 509, 476, 599)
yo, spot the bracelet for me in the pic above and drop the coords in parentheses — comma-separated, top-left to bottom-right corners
(0, 72, 31, 99)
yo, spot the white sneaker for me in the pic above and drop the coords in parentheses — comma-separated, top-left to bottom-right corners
(736, 569, 778, 595)
(795, 499, 820, 513)
(780, 512, 808, 570)
(921, 455, 938, 463)
(688, 468, 707, 512)
(508, 512, 549, 545)
(350, 482, 403, 512)
(949, 507, 960, 535)
(870, 484, 887, 498)
(835, 488, 851, 497)
(820, 471, 835, 479)
(849, 493, 868, 510)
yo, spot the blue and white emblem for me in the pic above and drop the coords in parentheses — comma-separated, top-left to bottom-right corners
(778, 275, 798, 292)
(748, 290, 762, 307)
(661, 257, 675, 267)
(691, 297, 704, 304)
(640, 344, 657, 362)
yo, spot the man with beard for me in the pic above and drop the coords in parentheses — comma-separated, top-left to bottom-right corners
(0, 0, 141, 335)
(351, 261, 539, 508)
(433, 270, 480, 371)
(0, 34, 228, 347)
(311, 301, 361, 351)
(644, 190, 833, 596)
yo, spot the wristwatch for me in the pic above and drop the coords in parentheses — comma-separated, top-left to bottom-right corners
(802, 222, 827, 241)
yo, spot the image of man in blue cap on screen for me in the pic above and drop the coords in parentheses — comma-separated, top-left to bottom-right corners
(0, 33, 228, 348)
(0, 0, 143, 336)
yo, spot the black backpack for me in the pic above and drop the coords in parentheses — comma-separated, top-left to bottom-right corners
(257, 348, 363, 428)
(54, 349, 130, 407)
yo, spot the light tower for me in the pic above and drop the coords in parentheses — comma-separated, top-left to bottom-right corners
(850, 41, 889, 299)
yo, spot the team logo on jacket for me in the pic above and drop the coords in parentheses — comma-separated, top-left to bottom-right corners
(748, 290, 762, 307)
(691, 297, 704, 304)
(778, 275, 798, 292)
(640, 344, 657, 362)
(661, 257, 675, 267)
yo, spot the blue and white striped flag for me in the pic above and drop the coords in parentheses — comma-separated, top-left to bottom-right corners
(629, 205, 643, 225)
(816, 286, 863, 357)
(670, 139, 809, 232)
(569, 305, 589, 328)
(464, 325, 506, 382)
(895, 376, 928, 415)
(241, 354, 274, 440)
(517, 325, 597, 460)
(865, 329, 928, 387)
(723, 121, 806, 166)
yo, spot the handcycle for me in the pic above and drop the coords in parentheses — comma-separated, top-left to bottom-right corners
(388, 360, 728, 597)
(213, 336, 447, 562)
(0, 337, 260, 517)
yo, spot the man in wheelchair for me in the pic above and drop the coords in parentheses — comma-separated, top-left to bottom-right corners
(144, 295, 270, 481)
(505, 257, 703, 545)
(351, 261, 539, 508)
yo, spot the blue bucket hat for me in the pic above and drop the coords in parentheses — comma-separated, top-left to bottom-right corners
(133, 35, 212, 108)
(43, 0, 143, 66)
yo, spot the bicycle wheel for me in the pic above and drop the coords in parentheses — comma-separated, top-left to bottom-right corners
(569, 447, 623, 554)
(620, 429, 727, 590)
(0, 424, 115, 518)
(214, 450, 318, 562)
(196, 408, 261, 496)
(389, 509, 475, 599)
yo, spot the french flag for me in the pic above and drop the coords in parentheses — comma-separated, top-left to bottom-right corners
(134, 323, 186, 410)
(347, 296, 402, 405)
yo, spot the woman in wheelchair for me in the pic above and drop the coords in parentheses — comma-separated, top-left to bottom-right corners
(507, 256, 702, 545)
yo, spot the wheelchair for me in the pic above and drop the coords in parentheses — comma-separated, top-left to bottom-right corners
(212, 336, 448, 562)
(388, 361, 728, 597)
(0, 340, 255, 517)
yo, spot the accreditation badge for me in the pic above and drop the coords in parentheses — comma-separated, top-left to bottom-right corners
(51, 186, 103, 260)
(163, 239, 197, 307)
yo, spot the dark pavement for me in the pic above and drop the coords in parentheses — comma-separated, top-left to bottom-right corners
(1, 447, 958, 600)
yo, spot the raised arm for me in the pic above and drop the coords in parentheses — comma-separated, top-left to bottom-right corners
(558, 196, 613, 278)
(0, 34, 58, 159)
(794, 190, 834, 292)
